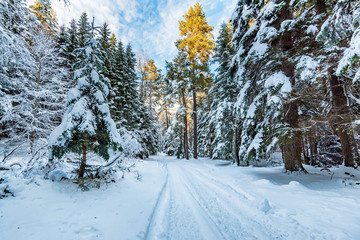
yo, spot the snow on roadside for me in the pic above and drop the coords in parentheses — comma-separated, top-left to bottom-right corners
(193, 158, 360, 239)
(0, 159, 167, 240)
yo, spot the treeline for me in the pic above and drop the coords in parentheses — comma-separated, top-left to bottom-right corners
(0, 0, 159, 165)
(161, 1, 360, 171)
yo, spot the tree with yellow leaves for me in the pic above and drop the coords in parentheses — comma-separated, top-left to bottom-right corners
(177, 2, 214, 159)
(30, 0, 57, 33)
(143, 59, 161, 110)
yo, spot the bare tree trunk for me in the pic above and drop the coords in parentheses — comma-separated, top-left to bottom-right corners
(79, 141, 87, 178)
(182, 93, 189, 160)
(193, 90, 198, 159)
(329, 69, 356, 167)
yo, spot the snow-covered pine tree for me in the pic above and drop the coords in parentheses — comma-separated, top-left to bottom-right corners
(77, 12, 91, 48)
(231, 0, 276, 166)
(0, 0, 35, 142)
(56, 25, 70, 69)
(316, 0, 360, 167)
(27, 26, 67, 152)
(49, 23, 122, 178)
(128, 46, 160, 157)
(231, 0, 310, 171)
(210, 22, 237, 162)
(153, 74, 173, 133)
(197, 95, 213, 158)
(162, 116, 183, 158)
(165, 52, 191, 159)
(29, 0, 57, 34)
(109, 40, 127, 127)
(64, 19, 79, 84)
(98, 22, 112, 80)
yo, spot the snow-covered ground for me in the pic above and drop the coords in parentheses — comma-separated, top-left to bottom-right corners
(1, 154, 360, 240)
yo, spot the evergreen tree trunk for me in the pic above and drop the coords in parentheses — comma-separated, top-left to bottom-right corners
(79, 141, 87, 178)
(208, 100, 213, 159)
(165, 108, 169, 129)
(232, 123, 240, 166)
(329, 69, 357, 167)
(182, 93, 189, 160)
(193, 89, 198, 159)
(282, 62, 307, 173)
(178, 124, 183, 159)
(302, 136, 309, 165)
(149, 81, 153, 110)
(309, 126, 318, 166)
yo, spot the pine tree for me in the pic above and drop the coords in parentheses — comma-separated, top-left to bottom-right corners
(109, 40, 127, 127)
(0, 0, 35, 142)
(143, 59, 161, 111)
(125, 45, 160, 156)
(230, 0, 308, 171)
(98, 22, 112, 79)
(77, 12, 91, 48)
(64, 19, 78, 83)
(49, 24, 122, 178)
(177, 3, 215, 159)
(165, 52, 191, 159)
(28, 23, 68, 151)
(30, 0, 57, 33)
(210, 22, 237, 162)
(316, 0, 360, 167)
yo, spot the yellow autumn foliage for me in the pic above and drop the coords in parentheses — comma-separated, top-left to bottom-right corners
(177, 3, 215, 65)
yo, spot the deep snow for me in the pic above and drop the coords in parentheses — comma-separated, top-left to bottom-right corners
(1, 154, 360, 240)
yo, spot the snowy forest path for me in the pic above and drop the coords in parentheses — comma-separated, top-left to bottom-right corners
(143, 155, 295, 240)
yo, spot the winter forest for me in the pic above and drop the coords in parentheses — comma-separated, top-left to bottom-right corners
(1, 0, 360, 239)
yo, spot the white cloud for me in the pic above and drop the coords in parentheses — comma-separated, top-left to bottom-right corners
(29, 0, 238, 69)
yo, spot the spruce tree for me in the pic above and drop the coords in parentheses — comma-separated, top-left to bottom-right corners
(0, 0, 35, 142)
(98, 22, 112, 79)
(65, 19, 78, 83)
(77, 12, 91, 48)
(49, 24, 122, 178)
(28, 26, 67, 152)
(210, 22, 237, 161)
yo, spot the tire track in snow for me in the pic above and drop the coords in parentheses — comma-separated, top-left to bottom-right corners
(180, 162, 343, 240)
(178, 164, 279, 239)
(144, 160, 225, 240)
(144, 158, 342, 240)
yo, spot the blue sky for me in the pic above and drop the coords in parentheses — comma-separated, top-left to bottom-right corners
(48, 0, 237, 70)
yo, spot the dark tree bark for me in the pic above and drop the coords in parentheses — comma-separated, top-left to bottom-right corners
(165, 108, 169, 129)
(309, 126, 318, 166)
(232, 125, 240, 166)
(79, 141, 87, 178)
(315, 0, 327, 14)
(182, 93, 189, 160)
(328, 69, 357, 167)
(193, 90, 198, 159)
(281, 62, 307, 173)
(274, 2, 306, 173)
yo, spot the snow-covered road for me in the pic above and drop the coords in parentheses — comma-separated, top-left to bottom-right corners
(1, 154, 360, 240)
(145, 157, 275, 240)
(144, 155, 360, 240)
